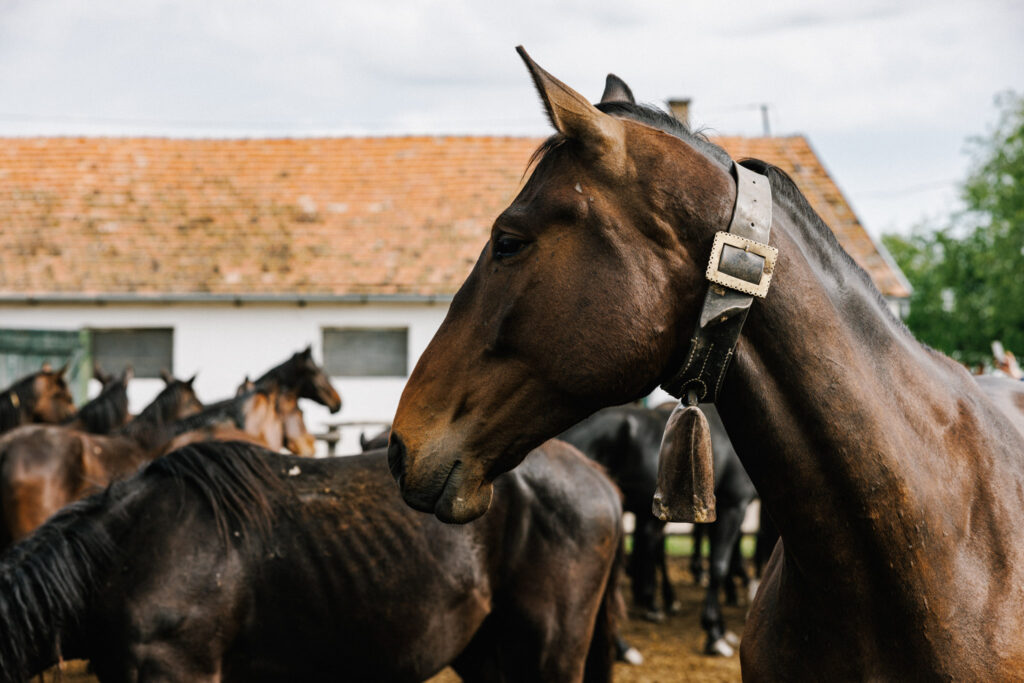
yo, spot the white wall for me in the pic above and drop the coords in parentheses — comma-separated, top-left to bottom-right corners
(0, 301, 451, 455)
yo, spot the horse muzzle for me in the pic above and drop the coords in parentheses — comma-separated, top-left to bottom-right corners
(387, 432, 493, 524)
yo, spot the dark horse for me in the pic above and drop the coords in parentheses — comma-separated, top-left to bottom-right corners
(389, 48, 1024, 679)
(254, 346, 342, 414)
(0, 364, 76, 435)
(0, 439, 621, 682)
(560, 402, 756, 657)
(62, 367, 133, 434)
(559, 405, 675, 620)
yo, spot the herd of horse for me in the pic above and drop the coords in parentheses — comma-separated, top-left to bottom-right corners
(2, 47, 1023, 681)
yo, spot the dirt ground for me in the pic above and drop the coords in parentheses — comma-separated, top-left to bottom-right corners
(42, 555, 746, 683)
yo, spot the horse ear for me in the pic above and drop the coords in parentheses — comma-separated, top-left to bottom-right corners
(56, 361, 70, 377)
(186, 373, 198, 386)
(122, 365, 134, 383)
(302, 345, 313, 358)
(600, 73, 635, 104)
(93, 362, 111, 385)
(160, 368, 174, 385)
(516, 46, 625, 163)
(41, 361, 53, 372)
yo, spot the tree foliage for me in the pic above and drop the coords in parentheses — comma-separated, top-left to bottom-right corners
(882, 92, 1024, 366)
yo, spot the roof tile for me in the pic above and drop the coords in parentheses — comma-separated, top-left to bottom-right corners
(0, 135, 909, 299)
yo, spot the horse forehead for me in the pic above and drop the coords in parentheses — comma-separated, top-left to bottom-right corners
(32, 374, 60, 395)
(502, 175, 593, 227)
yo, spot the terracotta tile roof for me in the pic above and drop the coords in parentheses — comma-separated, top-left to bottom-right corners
(0, 134, 909, 300)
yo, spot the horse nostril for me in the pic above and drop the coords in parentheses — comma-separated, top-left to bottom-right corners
(387, 433, 407, 483)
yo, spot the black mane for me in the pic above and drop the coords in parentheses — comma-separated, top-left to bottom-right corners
(739, 158, 906, 328)
(0, 441, 288, 679)
(596, 100, 734, 168)
(0, 490, 116, 678)
(143, 441, 287, 545)
(254, 352, 304, 390)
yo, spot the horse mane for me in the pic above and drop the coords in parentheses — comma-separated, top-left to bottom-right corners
(253, 353, 303, 391)
(0, 374, 36, 432)
(142, 440, 287, 545)
(115, 380, 195, 450)
(166, 391, 258, 438)
(64, 376, 129, 434)
(0, 441, 287, 678)
(0, 490, 117, 679)
(738, 158, 908, 329)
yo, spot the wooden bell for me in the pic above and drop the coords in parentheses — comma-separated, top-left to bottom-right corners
(652, 399, 716, 523)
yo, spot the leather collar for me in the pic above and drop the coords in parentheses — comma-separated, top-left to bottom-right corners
(660, 161, 778, 404)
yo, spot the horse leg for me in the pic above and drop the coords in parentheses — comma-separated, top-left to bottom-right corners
(655, 530, 681, 615)
(690, 522, 708, 586)
(630, 512, 663, 621)
(722, 532, 749, 606)
(701, 503, 746, 657)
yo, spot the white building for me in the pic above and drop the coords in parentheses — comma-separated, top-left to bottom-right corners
(0, 135, 910, 453)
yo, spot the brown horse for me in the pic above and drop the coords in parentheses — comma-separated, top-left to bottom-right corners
(389, 48, 1024, 679)
(0, 439, 621, 682)
(0, 376, 204, 547)
(0, 382, 318, 547)
(0, 364, 76, 434)
(163, 383, 315, 456)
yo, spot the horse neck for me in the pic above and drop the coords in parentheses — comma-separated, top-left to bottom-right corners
(69, 387, 129, 434)
(710, 186, 998, 579)
(247, 391, 284, 450)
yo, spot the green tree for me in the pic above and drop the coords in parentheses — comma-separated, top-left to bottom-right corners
(883, 92, 1024, 366)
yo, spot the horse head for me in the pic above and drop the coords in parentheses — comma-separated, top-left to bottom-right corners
(257, 348, 342, 414)
(295, 346, 342, 414)
(32, 362, 77, 423)
(170, 374, 204, 420)
(390, 48, 738, 522)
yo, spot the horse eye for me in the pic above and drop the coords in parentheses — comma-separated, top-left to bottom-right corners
(493, 234, 527, 259)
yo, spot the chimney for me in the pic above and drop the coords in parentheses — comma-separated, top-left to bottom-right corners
(667, 98, 691, 127)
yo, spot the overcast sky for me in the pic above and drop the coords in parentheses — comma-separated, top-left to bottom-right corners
(1, 0, 1022, 238)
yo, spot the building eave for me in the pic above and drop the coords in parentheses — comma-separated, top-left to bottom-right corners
(0, 292, 455, 306)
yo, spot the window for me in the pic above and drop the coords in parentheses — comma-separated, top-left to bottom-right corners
(323, 328, 408, 377)
(91, 328, 173, 379)
(0, 328, 89, 402)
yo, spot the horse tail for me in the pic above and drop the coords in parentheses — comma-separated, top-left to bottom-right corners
(583, 523, 626, 683)
(0, 488, 119, 682)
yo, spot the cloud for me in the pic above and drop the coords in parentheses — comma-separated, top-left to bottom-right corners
(0, 0, 1021, 233)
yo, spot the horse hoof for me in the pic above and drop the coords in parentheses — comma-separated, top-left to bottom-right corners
(704, 637, 735, 657)
(724, 631, 741, 648)
(619, 647, 644, 666)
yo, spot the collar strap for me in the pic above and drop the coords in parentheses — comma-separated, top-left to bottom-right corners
(660, 161, 778, 404)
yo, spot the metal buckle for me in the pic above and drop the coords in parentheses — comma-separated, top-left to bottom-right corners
(705, 231, 778, 298)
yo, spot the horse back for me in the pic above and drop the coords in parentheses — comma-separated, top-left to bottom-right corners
(79, 443, 620, 682)
(976, 375, 1024, 440)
